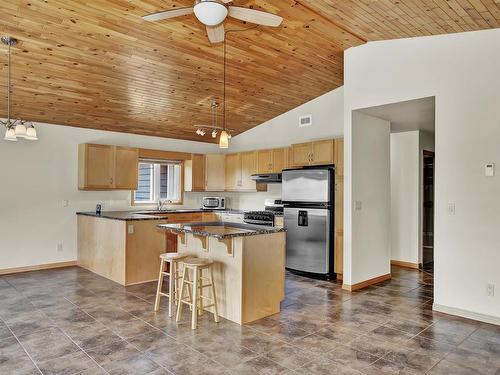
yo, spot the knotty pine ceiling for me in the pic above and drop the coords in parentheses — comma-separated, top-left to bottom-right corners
(1, 1, 499, 142)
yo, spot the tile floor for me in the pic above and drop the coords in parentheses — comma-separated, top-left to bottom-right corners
(0, 266, 498, 374)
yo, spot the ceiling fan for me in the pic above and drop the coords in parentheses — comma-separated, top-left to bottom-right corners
(143, 0, 283, 44)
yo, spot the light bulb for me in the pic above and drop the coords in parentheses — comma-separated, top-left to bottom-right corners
(212, 129, 217, 138)
(227, 133, 232, 139)
(219, 130, 229, 149)
(25, 126, 38, 141)
(199, 129, 206, 136)
(4, 127, 17, 141)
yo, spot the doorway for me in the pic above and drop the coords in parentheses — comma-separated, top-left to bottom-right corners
(422, 151, 435, 272)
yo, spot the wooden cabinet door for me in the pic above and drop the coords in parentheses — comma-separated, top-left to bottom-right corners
(334, 138, 344, 177)
(192, 154, 206, 191)
(240, 151, 258, 190)
(272, 148, 287, 172)
(225, 153, 240, 190)
(334, 233, 343, 275)
(257, 150, 273, 173)
(79, 143, 114, 189)
(311, 140, 334, 165)
(334, 177, 343, 275)
(291, 142, 312, 167)
(205, 154, 225, 191)
(114, 146, 139, 190)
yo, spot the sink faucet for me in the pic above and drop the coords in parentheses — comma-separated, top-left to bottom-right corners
(157, 199, 173, 211)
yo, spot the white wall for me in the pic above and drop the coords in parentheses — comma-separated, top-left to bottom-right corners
(391, 131, 420, 265)
(344, 28, 500, 321)
(229, 86, 344, 152)
(348, 112, 391, 285)
(0, 122, 219, 270)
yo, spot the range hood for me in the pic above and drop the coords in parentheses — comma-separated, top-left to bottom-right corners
(251, 173, 282, 184)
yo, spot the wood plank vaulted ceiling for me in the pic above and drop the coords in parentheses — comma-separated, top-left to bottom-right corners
(1, 1, 499, 142)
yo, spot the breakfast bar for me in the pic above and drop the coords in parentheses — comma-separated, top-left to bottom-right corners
(157, 222, 286, 324)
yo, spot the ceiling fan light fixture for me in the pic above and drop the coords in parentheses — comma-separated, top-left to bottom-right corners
(194, 0, 228, 26)
(219, 130, 229, 149)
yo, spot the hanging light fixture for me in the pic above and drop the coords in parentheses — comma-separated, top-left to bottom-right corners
(1, 36, 38, 142)
(220, 30, 230, 149)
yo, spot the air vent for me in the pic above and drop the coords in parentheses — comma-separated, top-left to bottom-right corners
(298, 114, 312, 127)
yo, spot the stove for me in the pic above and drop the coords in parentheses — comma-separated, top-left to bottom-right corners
(244, 199, 284, 226)
(243, 211, 275, 226)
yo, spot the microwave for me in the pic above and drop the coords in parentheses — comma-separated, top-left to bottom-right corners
(202, 196, 226, 210)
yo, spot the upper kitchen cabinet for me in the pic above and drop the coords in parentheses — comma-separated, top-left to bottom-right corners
(114, 147, 140, 189)
(334, 138, 344, 177)
(205, 154, 226, 191)
(257, 150, 273, 174)
(185, 154, 226, 192)
(184, 154, 206, 192)
(257, 148, 288, 173)
(78, 143, 138, 190)
(226, 151, 266, 191)
(290, 139, 335, 167)
(225, 153, 240, 191)
(240, 151, 258, 190)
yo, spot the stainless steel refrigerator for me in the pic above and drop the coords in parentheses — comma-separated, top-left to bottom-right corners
(282, 167, 334, 277)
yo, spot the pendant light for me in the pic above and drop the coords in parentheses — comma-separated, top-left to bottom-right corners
(1, 36, 38, 142)
(220, 31, 230, 149)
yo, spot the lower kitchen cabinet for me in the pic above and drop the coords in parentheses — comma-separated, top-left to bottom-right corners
(77, 212, 207, 285)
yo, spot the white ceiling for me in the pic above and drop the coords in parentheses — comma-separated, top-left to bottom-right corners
(358, 96, 435, 134)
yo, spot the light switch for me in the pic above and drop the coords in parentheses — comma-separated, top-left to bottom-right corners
(485, 163, 495, 177)
(354, 201, 362, 211)
(127, 224, 134, 234)
(448, 203, 456, 215)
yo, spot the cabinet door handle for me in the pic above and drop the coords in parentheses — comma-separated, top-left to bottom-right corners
(110, 177, 113, 185)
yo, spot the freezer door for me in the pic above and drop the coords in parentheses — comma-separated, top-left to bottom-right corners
(284, 207, 330, 274)
(282, 169, 331, 203)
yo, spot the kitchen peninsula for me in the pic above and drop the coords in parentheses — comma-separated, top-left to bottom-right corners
(158, 222, 286, 324)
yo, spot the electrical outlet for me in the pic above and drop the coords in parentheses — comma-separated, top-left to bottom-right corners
(447, 203, 456, 215)
(354, 201, 362, 211)
(57, 243, 63, 252)
(62, 200, 69, 208)
(486, 284, 495, 297)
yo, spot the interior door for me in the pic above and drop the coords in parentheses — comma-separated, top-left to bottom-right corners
(284, 207, 330, 274)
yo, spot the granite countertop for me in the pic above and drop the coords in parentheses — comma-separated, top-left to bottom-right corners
(157, 221, 285, 239)
(76, 209, 245, 221)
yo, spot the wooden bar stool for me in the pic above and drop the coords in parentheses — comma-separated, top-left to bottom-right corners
(176, 258, 220, 329)
(154, 252, 191, 317)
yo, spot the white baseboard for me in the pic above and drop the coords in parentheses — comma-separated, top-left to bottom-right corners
(433, 303, 500, 326)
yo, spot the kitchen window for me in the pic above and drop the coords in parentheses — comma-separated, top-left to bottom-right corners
(133, 159, 182, 205)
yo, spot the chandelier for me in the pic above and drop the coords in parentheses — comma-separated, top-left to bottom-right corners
(1, 36, 38, 142)
(194, 99, 233, 146)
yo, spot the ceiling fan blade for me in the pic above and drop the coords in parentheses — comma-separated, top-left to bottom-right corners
(142, 7, 194, 22)
(207, 24, 225, 44)
(228, 6, 283, 27)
